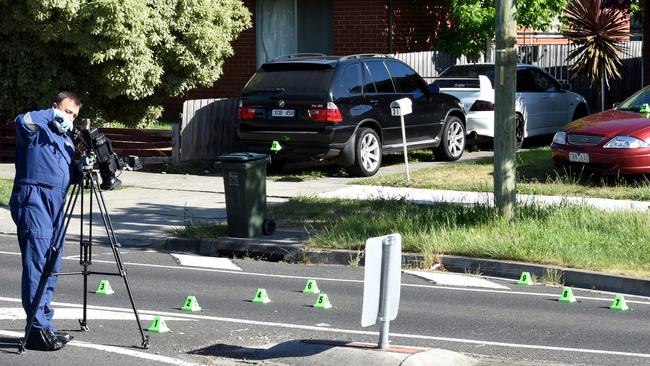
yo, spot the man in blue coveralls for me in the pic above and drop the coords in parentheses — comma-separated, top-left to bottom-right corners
(10, 91, 81, 351)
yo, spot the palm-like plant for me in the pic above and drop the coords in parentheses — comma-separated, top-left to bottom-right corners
(564, 0, 629, 111)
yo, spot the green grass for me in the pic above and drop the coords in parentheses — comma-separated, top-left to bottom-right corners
(170, 221, 228, 239)
(93, 119, 174, 130)
(0, 179, 12, 205)
(268, 170, 325, 182)
(266, 196, 650, 277)
(357, 147, 650, 201)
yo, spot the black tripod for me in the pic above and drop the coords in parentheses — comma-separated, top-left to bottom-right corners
(18, 152, 150, 353)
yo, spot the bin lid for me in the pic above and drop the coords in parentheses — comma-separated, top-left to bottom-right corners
(219, 152, 269, 162)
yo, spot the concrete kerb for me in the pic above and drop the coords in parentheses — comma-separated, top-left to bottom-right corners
(153, 233, 650, 298)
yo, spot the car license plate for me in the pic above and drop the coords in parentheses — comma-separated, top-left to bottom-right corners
(568, 152, 590, 163)
(272, 109, 295, 117)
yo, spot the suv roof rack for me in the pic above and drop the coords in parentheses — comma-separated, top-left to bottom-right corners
(271, 53, 328, 61)
(338, 54, 392, 61)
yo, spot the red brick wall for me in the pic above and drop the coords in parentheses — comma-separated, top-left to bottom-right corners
(332, 0, 449, 55)
(390, 0, 450, 53)
(332, 1, 388, 54)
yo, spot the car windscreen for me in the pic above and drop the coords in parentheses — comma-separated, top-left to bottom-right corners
(244, 63, 335, 94)
(617, 87, 650, 112)
(439, 65, 495, 86)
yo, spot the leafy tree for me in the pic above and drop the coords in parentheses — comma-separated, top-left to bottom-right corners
(436, 0, 568, 59)
(0, 0, 251, 127)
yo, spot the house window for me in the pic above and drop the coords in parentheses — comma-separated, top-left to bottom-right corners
(256, 0, 332, 66)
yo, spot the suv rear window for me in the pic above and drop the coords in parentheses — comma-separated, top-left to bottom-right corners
(332, 64, 363, 97)
(245, 63, 334, 94)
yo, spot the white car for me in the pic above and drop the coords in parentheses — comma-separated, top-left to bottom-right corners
(433, 64, 589, 147)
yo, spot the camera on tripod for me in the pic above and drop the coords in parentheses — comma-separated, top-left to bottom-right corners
(75, 120, 142, 190)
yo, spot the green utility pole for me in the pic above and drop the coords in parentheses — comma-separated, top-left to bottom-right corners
(494, 0, 517, 221)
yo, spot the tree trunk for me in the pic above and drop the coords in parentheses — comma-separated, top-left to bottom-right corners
(642, 0, 650, 86)
(494, 0, 517, 221)
(601, 66, 606, 111)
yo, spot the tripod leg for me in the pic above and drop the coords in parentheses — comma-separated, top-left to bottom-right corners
(19, 182, 81, 353)
(79, 243, 89, 331)
(79, 179, 89, 331)
(90, 174, 150, 349)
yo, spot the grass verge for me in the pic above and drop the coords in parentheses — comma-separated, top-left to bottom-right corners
(170, 221, 228, 239)
(0, 179, 12, 205)
(267, 196, 650, 277)
(357, 147, 650, 201)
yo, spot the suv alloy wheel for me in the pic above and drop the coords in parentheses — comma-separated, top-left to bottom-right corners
(435, 115, 466, 161)
(350, 127, 382, 176)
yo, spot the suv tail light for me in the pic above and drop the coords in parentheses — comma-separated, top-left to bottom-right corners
(238, 107, 257, 120)
(469, 100, 494, 111)
(308, 102, 343, 123)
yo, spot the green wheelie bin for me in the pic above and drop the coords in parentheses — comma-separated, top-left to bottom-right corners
(219, 152, 276, 238)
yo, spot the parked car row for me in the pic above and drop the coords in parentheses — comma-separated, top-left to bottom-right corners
(236, 53, 650, 177)
(236, 54, 466, 176)
(432, 64, 589, 149)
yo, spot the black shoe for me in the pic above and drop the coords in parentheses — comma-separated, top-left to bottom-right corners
(25, 328, 64, 351)
(54, 331, 73, 344)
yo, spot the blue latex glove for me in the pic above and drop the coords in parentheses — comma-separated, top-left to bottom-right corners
(52, 108, 73, 132)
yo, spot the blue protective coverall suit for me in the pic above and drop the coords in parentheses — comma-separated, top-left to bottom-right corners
(10, 108, 76, 332)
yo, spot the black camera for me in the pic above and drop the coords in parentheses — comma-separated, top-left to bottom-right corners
(77, 125, 142, 190)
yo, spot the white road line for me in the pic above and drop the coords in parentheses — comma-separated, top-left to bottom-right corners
(0, 330, 202, 366)
(2, 250, 650, 305)
(2, 296, 649, 360)
(0, 307, 192, 321)
(404, 270, 510, 289)
(170, 253, 242, 271)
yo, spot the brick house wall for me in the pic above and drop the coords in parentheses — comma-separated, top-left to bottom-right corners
(163, 0, 449, 121)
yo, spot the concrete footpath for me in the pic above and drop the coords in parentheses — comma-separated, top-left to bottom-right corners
(1, 161, 649, 365)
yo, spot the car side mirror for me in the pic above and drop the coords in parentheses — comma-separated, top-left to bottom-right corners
(428, 83, 439, 94)
(612, 102, 620, 108)
(560, 82, 571, 91)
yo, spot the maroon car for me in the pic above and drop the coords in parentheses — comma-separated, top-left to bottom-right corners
(551, 86, 650, 174)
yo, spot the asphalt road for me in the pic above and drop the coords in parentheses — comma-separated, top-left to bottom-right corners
(1, 234, 650, 366)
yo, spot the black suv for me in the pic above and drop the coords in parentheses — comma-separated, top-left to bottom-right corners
(236, 54, 466, 176)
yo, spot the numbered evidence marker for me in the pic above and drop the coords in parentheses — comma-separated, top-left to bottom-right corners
(313, 293, 332, 310)
(270, 140, 282, 152)
(610, 294, 629, 311)
(252, 288, 272, 304)
(96, 279, 115, 295)
(181, 295, 202, 312)
(518, 272, 533, 286)
(147, 316, 170, 333)
(559, 287, 577, 303)
(303, 279, 320, 294)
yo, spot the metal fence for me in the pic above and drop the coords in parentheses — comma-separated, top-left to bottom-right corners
(393, 41, 643, 111)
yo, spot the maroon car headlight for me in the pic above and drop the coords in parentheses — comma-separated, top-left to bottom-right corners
(552, 131, 566, 145)
(603, 136, 650, 149)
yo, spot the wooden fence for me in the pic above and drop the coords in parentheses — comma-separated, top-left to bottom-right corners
(0, 123, 173, 170)
(179, 98, 238, 162)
